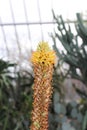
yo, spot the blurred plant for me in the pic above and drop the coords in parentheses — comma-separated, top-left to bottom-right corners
(0, 59, 15, 102)
(0, 59, 33, 130)
(51, 11, 87, 130)
(51, 11, 87, 87)
(52, 11, 87, 100)
(82, 111, 87, 130)
(30, 42, 56, 130)
(52, 60, 69, 97)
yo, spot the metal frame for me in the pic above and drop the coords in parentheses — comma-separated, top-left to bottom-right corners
(0, 0, 87, 58)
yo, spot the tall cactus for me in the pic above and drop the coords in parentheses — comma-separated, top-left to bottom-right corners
(51, 11, 87, 89)
(30, 42, 56, 130)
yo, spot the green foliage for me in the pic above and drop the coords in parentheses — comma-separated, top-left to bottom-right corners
(71, 108, 78, 118)
(0, 59, 33, 130)
(61, 122, 75, 130)
(82, 111, 87, 130)
(51, 11, 87, 87)
(0, 59, 15, 104)
(53, 91, 60, 103)
(54, 102, 66, 115)
(52, 62, 68, 99)
(51, 11, 87, 130)
(49, 89, 84, 130)
(49, 61, 84, 130)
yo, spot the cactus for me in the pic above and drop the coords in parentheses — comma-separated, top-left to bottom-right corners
(51, 11, 87, 87)
(61, 122, 76, 130)
(51, 12, 87, 130)
(54, 102, 66, 115)
(30, 42, 56, 130)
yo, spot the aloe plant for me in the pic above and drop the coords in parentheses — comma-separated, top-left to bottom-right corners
(30, 42, 56, 130)
(0, 59, 33, 130)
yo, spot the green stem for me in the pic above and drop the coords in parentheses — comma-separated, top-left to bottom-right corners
(3, 110, 9, 130)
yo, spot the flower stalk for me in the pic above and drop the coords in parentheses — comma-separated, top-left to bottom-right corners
(30, 42, 55, 130)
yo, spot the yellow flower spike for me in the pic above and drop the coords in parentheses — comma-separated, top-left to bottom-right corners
(30, 41, 56, 130)
(37, 42, 51, 52)
(31, 41, 56, 66)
